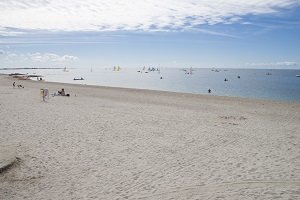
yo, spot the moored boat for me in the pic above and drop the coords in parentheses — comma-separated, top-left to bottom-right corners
(74, 77, 84, 80)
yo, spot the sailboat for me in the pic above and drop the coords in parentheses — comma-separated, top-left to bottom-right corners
(63, 67, 69, 72)
(113, 66, 121, 71)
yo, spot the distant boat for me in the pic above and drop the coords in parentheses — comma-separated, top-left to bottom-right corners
(113, 66, 121, 71)
(296, 75, 300, 77)
(63, 67, 69, 72)
(183, 67, 195, 74)
(74, 77, 84, 80)
(266, 72, 272, 75)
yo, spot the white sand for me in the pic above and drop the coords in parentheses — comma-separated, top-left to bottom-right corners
(0, 75, 299, 200)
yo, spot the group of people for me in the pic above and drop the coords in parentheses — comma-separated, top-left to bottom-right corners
(41, 88, 70, 101)
(12, 82, 24, 88)
(207, 75, 241, 94)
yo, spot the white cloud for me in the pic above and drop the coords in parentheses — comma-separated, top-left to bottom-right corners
(0, 0, 299, 33)
(61, 55, 79, 62)
(247, 61, 298, 66)
(27, 52, 79, 62)
(0, 50, 79, 63)
(0, 27, 25, 36)
(0, 49, 18, 60)
(6, 53, 18, 60)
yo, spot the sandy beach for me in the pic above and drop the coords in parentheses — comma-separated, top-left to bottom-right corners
(0, 74, 299, 200)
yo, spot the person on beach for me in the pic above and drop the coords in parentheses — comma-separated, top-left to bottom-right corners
(13, 82, 15, 88)
(58, 88, 64, 95)
(208, 89, 211, 93)
(57, 88, 70, 96)
(61, 88, 65, 96)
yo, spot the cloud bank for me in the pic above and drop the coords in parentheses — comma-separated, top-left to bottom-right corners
(247, 61, 298, 66)
(0, 0, 299, 33)
(0, 50, 79, 63)
(28, 53, 79, 62)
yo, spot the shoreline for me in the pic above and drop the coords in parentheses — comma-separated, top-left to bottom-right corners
(1, 74, 299, 105)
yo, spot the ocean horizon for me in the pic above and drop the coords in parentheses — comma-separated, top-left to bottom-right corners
(2, 67, 300, 102)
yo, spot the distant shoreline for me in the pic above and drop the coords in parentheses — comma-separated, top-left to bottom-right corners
(1, 67, 300, 70)
(0, 67, 67, 70)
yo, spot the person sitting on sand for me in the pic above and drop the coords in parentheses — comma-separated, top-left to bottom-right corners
(57, 88, 70, 96)
(58, 88, 65, 95)
(61, 88, 65, 96)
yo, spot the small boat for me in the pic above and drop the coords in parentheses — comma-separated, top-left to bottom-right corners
(63, 67, 69, 72)
(27, 74, 43, 78)
(74, 77, 84, 80)
(266, 72, 272, 75)
(296, 75, 300, 77)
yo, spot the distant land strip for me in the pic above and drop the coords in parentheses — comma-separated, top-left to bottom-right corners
(0, 67, 74, 70)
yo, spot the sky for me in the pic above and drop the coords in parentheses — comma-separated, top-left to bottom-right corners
(0, 0, 300, 69)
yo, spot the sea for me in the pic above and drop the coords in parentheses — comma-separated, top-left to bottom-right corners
(2, 67, 300, 102)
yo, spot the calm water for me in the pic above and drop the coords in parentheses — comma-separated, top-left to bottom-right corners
(2, 68, 300, 102)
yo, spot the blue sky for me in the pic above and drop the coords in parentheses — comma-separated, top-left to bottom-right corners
(0, 0, 300, 69)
